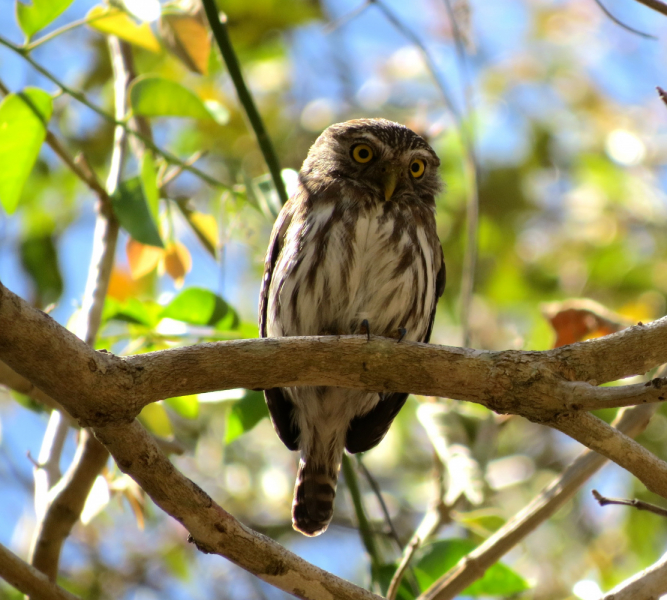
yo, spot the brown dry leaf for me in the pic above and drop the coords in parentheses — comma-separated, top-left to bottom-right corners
(160, 1, 210, 75)
(542, 298, 633, 348)
(127, 238, 165, 280)
(163, 240, 192, 288)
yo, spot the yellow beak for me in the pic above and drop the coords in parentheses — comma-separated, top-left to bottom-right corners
(382, 167, 399, 202)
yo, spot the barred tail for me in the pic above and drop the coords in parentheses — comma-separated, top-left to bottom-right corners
(292, 458, 338, 536)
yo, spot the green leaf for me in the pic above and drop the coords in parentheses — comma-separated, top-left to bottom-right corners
(164, 395, 199, 420)
(110, 177, 164, 248)
(129, 75, 225, 122)
(161, 287, 232, 326)
(225, 391, 269, 444)
(140, 152, 160, 225)
(0, 88, 53, 214)
(20, 233, 63, 307)
(16, 0, 74, 39)
(102, 297, 162, 328)
(413, 540, 529, 596)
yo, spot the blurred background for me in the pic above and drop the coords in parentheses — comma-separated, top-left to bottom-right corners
(1, 0, 667, 598)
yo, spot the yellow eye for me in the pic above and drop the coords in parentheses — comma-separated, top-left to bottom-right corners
(410, 158, 425, 178)
(351, 143, 374, 163)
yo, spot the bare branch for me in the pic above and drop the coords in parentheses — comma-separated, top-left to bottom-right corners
(602, 549, 667, 600)
(1, 280, 666, 427)
(93, 419, 383, 600)
(0, 542, 82, 600)
(592, 0, 657, 39)
(633, 0, 667, 18)
(419, 403, 657, 600)
(29, 429, 110, 580)
(592, 489, 667, 518)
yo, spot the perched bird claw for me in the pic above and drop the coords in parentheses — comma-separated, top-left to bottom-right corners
(397, 327, 407, 343)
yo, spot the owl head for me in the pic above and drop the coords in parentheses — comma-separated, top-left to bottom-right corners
(299, 118, 442, 205)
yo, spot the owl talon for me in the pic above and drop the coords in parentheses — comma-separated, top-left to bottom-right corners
(360, 319, 371, 342)
(397, 327, 407, 343)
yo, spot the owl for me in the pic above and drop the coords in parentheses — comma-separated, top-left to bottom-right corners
(259, 118, 445, 536)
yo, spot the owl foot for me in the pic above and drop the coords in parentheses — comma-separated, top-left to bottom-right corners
(360, 319, 371, 342)
(397, 327, 407, 343)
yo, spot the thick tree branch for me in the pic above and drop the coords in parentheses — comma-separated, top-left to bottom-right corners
(1, 280, 666, 427)
(419, 403, 657, 600)
(0, 542, 82, 600)
(92, 419, 383, 600)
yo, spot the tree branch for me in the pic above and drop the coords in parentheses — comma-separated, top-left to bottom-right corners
(632, 0, 667, 18)
(1, 280, 665, 427)
(419, 403, 657, 600)
(0, 542, 82, 600)
(93, 419, 383, 600)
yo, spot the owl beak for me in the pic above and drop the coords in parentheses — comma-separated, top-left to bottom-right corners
(381, 165, 400, 201)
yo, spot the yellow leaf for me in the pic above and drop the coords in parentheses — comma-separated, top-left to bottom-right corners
(139, 402, 173, 437)
(127, 238, 164, 280)
(163, 241, 192, 288)
(87, 5, 161, 53)
(189, 211, 218, 255)
(160, 13, 210, 75)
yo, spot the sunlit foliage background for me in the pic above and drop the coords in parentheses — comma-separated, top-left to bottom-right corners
(1, 0, 667, 598)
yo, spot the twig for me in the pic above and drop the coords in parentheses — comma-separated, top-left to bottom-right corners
(159, 150, 207, 189)
(324, 0, 373, 33)
(0, 542, 82, 600)
(593, 0, 657, 38)
(0, 34, 227, 190)
(25, 12, 109, 51)
(633, 0, 667, 18)
(373, 0, 480, 346)
(356, 457, 402, 549)
(33, 411, 70, 520)
(201, 0, 288, 204)
(418, 402, 658, 600)
(387, 453, 450, 600)
(592, 489, 667, 517)
(342, 454, 382, 583)
(658, 86, 667, 107)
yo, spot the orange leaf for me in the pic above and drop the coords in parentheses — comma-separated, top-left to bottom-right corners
(127, 238, 164, 280)
(163, 241, 192, 288)
(542, 299, 632, 348)
(107, 267, 146, 301)
(160, 12, 210, 75)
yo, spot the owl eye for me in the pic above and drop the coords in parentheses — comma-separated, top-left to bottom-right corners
(410, 158, 426, 178)
(351, 143, 374, 163)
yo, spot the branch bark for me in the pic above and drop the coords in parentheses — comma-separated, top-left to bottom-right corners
(419, 403, 657, 600)
(0, 542, 82, 600)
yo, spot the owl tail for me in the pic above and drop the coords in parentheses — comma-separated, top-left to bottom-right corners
(292, 458, 339, 536)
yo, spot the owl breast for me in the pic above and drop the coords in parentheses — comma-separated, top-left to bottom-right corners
(266, 196, 438, 343)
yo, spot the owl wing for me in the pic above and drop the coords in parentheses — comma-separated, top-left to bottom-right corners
(345, 246, 446, 454)
(260, 202, 301, 451)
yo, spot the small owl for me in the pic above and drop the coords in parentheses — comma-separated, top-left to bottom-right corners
(259, 118, 445, 536)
